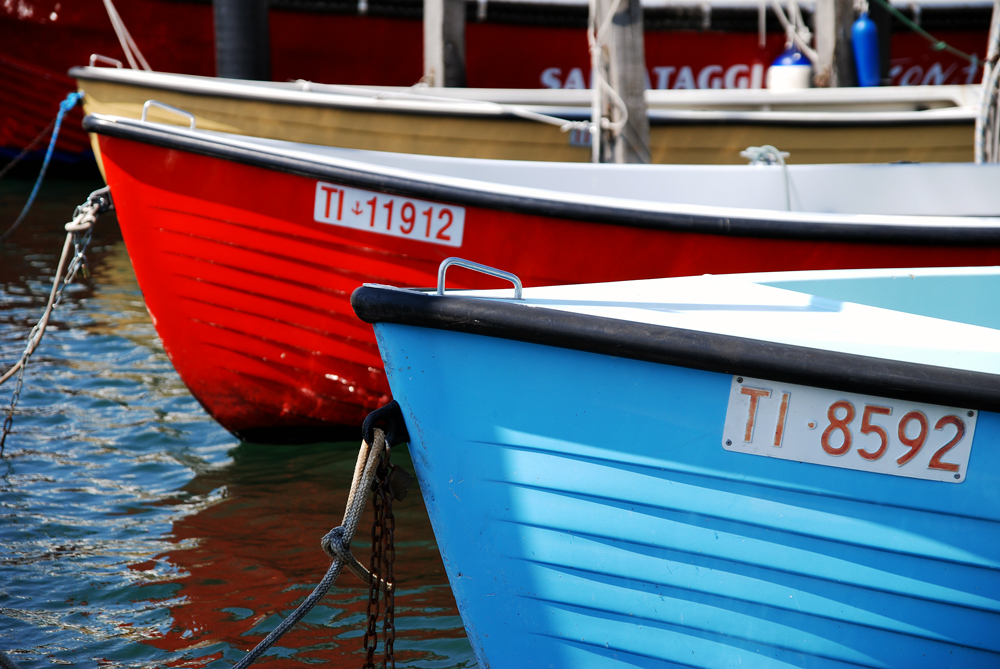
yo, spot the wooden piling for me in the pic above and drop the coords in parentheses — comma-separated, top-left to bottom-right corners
(592, 0, 651, 163)
(424, 0, 467, 87)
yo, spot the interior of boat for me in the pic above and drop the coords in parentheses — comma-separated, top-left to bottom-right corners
(436, 267, 1000, 373)
(235, 131, 1000, 217)
(753, 266, 1000, 330)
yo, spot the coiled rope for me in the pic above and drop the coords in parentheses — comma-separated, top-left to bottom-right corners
(0, 187, 111, 453)
(0, 92, 83, 246)
(741, 145, 792, 211)
(232, 428, 392, 669)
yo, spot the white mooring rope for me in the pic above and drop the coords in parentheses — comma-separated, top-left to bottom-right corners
(101, 0, 151, 71)
(0, 187, 111, 452)
(231, 428, 391, 669)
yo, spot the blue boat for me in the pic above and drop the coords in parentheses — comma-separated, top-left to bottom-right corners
(352, 261, 1000, 668)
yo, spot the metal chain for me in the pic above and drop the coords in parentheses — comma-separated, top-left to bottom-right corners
(363, 445, 397, 669)
(363, 458, 385, 668)
(1, 188, 107, 453)
(231, 429, 391, 669)
(381, 456, 396, 669)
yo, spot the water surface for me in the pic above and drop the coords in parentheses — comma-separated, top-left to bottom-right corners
(0, 180, 475, 668)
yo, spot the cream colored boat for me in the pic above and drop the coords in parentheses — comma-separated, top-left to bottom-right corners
(72, 65, 979, 166)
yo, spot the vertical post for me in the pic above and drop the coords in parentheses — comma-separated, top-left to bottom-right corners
(868, 0, 892, 83)
(591, 0, 650, 163)
(213, 0, 271, 80)
(424, 0, 467, 87)
(832, 0, 857, 86)
(812, 0, 855, 86)
(813, 0, 835, 86)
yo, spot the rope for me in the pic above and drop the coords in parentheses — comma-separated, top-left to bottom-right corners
(0, 117, 57, 181)
(587, 0, 631, 161)
(983, 0, 1000, 84)
(975, 0, 1000, 163)
(869, 0, 979, 64)
(770, 0, 819, 64)
(741, 145, 792, 211)
(0, 187, 110, 453)
(0, 92, 82, 246)
(101, 0, 151, 70)
(976, 62, 1000, 163)
(322, 84, 592, 134)
(231, 429, 390, 669)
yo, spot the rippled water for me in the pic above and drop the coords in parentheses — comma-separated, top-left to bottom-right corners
(0, 180, 475, 668)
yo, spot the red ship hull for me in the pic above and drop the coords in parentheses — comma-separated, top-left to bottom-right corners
(0, 53, 92, 172)
(2, 0, 991, 168)
(90, 119, 1000, 441)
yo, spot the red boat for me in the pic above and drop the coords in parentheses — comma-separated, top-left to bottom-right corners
(0, 53, 92, 174)
(84, 112, 1000, 441)
(2, 0, 992, 168)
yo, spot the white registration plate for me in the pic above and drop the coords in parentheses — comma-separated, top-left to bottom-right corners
(722, 376, 977, 483)
(313, 181, 465, 248)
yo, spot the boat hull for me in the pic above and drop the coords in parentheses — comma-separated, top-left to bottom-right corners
(373, 321, 1000, 667)
(77, 71, 977, 165)
(95, 129, 1000, 439)
(0, 53, 94, 175)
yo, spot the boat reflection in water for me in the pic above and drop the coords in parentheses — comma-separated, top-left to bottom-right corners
(128, 440, 474, 667)
(0, 186, 472, 667)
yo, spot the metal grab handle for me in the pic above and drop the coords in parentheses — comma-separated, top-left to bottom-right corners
(436, 257, 522, 299)
(141, 100, 196, 129)
(89, 54, 123, 68)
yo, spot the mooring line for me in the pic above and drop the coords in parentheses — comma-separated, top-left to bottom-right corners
(0, 91, 83, 246)
(232, 430, 387, 669)
(0, 117, 57, 181)
(0, 187, 112, 452)
(231, 402, 412, 668)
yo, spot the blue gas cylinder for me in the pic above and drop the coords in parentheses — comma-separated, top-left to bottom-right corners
(852, 12, 880, 87)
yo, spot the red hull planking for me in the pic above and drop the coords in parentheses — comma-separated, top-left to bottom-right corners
(98, 134, 1000, 439)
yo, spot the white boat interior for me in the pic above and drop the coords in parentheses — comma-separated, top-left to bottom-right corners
(225, 129, 1000, 217)
(432, 266, 1000, 373)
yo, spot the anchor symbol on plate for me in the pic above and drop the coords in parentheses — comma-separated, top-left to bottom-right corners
(352, 201, 364, 215)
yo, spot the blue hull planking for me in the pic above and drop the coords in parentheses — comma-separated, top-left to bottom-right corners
(376, 323, 1000, 668)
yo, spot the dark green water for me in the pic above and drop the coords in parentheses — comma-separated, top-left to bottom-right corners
(0, 180, 475, 668)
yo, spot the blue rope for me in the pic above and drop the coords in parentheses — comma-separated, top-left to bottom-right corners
(0, 91, 83, 245)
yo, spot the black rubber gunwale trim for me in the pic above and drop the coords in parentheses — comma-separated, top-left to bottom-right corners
(84, 114, 1000, 244)
(352, 284, 1000, 412)
(71, 69, 974, 127)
